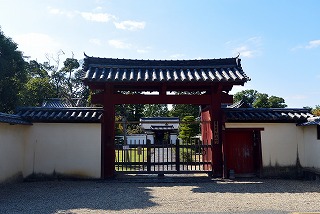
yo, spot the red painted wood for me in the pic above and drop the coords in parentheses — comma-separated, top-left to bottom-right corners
(210, 92, 223, 176)
(101, 85, 116, 178)
(225, 130, 254, 174)
(201, 109, 212, 171)
(86, 76, 237, 178)
(112, 94, 212, 104)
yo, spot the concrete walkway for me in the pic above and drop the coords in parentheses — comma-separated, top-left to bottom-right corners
(1, 176, 320, 214)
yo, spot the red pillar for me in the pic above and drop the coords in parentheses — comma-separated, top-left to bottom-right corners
(210, 89, 223, 177)
(101, 85, 116, 178)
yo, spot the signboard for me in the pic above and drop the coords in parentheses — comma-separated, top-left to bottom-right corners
(213, 121, 219, 144)
(123, 145, 130, 150)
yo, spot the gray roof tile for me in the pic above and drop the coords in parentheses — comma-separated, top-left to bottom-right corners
(298, 117, 320, 126)
(82, 56, 250, 84)
(16, 107, 103, 123)
(224, 108, 313, 123)
(0, 113, 31, 125)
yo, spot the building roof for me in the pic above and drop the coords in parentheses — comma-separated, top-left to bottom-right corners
(0, 112, 32, 125)
(16, 107, 103, 123)
(298, 117, 320, 126)
(82, 55, 250, 84)
(150, 125, 175, 131)
(14, 107, 314, 124)
(140, 117, 180, 121)
(41, 98, 74, 108)
(224, 108, 314, 123)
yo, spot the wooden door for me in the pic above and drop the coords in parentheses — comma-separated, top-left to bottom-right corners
(225, 130, 254, 174)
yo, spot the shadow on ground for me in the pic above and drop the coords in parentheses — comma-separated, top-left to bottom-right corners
(0, 174, 319, 214)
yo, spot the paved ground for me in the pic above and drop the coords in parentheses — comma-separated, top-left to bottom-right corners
(1, 175, 320, 214)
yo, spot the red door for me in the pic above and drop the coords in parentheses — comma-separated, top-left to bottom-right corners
(225, 130, 254, 175)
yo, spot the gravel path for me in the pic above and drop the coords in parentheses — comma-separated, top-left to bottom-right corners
(1, 176, 320, 214)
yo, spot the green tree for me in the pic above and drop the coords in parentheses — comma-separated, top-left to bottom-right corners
(19, 77, 55, 107)
(169, 104, 199, 119)
(143, 104, 169, 117)
(0, 28, 27, 113)
(233, 89, 258, 106)
(19, 60, 56, 107)
(253, 93, 269, 108)
(179, 116, 199, 142)
(40, 54, 90, 106)
(312, 105, 320, 116)
(233, 89, 287, 108)
(268, 96, 287, 108)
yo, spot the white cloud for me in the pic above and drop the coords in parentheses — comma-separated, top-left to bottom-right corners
(94, 6, 103, 11)
(227, 36, 262, 58)
(80, 12, 116, 23)
(114, 20, 146, 31)
(48, 7, 146, 31)
(89, 38, 102, 46)
(169, 54, 185, 59)
(287, 95, 308, 100)
(48, 7, 75, 18)
(13, 33, 61, 61)
(136, 46, 151, 54)
(137, 49, 148, 54)
(232, 46, 255, 58)
(306, 40, 320, 49)
(108, 39, 132, 49)
(291, 39, 320, 51)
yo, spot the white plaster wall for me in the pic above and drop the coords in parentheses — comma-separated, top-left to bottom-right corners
(126, 134, 147, 145)
(225, 123, 303, 167)
(170, 134, 177, 144)
(301, 126, 320, 169)
(24, 123, 101, 178)
(0, 123, 25, 183)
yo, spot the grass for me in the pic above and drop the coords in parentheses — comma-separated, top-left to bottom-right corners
(115, 148, 148, 162)
(115, 148, 148, 171)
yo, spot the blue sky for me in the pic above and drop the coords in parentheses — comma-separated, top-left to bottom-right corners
(1, 0, 319, 108)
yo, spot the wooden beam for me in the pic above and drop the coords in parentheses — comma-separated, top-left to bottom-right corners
(111, 94, 212, 104)
(91, 92, 105, 104)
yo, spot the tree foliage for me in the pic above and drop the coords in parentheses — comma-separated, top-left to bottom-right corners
(234, 89, 287, 108)
(179, 116, 199, 142)
(143, 104, 169, 117)
(169, 104, 199, 119)
(312, 105, 320, 116)
(0, 29, 27, 113)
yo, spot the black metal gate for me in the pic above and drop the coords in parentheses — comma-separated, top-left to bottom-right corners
(115, 138, 212, 174)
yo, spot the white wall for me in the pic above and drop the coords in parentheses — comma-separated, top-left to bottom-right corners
(0, 123, 25, 183)
(225, 123, 304, 167)
(126, 134, 147, 145)
(24, 123, 101, 178)
(301, 126, 320, 169)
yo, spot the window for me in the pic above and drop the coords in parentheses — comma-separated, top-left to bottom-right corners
(317, 125, 320, 140)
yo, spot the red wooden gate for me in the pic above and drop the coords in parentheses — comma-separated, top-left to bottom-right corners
(225, 129, 262, 177)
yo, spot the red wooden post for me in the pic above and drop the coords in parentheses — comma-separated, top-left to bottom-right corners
(210, 87, 223, 177)
(101, 85, 116, 178)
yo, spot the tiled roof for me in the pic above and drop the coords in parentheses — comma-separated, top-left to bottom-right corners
(150, 125, 175, 131)
(298, 117, 320, 126)
(140, 117, 180, 121)
(82, 56, 250, 84)
(14, 105, 313, 124)
(0, 112, 31, 125)
(42, 98, 73, 108)
(16, 107, 103, 123)
(226, 100, 253, 108)
(224, 108, 313, 123)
